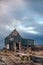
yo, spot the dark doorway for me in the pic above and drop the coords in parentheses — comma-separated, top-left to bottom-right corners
(16, 43, 19, 51)
(9, 43, 13, 50)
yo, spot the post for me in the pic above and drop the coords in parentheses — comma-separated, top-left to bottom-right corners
(5, 44, 9, 50)
(13, 43, 16, 52)
(19, 42, 21, 52)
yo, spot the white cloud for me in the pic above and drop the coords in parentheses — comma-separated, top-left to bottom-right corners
(17, 26, 40, 35)
(27, 27, 34, 30)
(27, 30, 39, 35)
(38, 21, 43, 25)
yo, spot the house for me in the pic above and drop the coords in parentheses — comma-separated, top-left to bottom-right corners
(5, 29, 34, 52)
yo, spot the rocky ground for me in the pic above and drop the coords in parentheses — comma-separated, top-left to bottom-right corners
(32, 50, 43, 56)
(0, 50, 43, 65)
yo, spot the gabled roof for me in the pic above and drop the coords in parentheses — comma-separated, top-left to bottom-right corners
(5, 29, 22, 39)
(5, 29, 34, 42)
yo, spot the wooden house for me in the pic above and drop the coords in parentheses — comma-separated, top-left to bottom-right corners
(5, 29, 34, 52)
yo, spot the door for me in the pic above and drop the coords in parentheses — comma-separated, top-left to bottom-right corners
(16, 43, 19, 51)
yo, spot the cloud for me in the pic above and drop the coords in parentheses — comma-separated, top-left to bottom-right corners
(17, 26, 41, 35)
(24, 0, 43, 16)
(0, 0, 25, 14)
(0, 0, 43, 48)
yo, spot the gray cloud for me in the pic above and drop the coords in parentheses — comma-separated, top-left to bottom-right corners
(24, 0, 43, 16)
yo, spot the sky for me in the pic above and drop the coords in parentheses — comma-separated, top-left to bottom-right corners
(0, 0, 43, 49)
